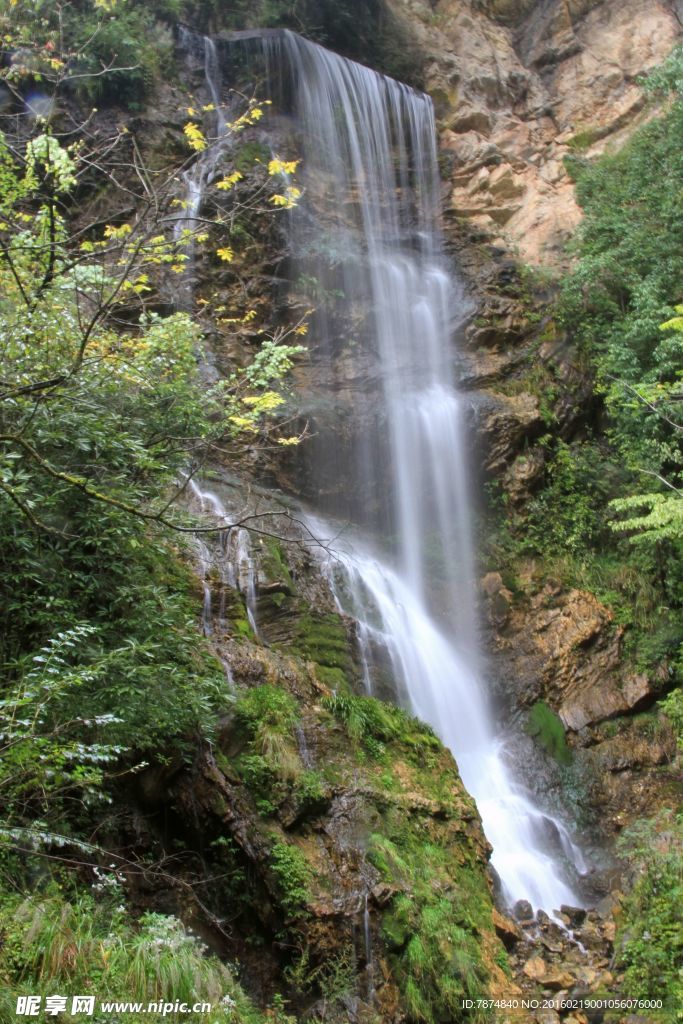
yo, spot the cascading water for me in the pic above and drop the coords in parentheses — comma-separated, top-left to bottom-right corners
(174, 30, 233, 313)
(187, 479, 259, 642)
(226, 30, 588, 914)
(171, 25, 586, 913)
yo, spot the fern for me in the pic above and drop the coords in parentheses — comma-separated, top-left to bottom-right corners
(609, 491, 683, 543)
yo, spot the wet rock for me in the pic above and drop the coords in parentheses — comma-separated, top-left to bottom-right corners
(575, 921, 605, 951)
(514, 898, 534, 922)
(560, 904, 587, 926)
(539, 933, 563, 954)
(539, 968, 575, 990)
(493, 907, 522, 947)
(523, 955, 547, 980)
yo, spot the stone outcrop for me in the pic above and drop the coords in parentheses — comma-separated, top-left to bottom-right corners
(506, 902, 620, 1024)
(482, 569, 678, 837)
(388, 0, 681, 265)
(496, 582, 660, 728)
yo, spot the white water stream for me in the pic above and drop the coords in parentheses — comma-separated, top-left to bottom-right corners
(182, 28, 586, 913)
(258, 31, 586, 913)
(187, 479, 259, 640)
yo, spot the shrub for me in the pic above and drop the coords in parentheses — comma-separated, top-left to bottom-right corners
(615, 812, 683, 1015)
(269, 841, 311, 918)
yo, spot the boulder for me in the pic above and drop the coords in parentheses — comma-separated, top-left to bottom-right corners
(523, 956, 547, 980)
(493, 907, 523, 947)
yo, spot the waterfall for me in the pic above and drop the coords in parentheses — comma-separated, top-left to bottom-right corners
(187, 479, 259, 641)
(174, 30, 233, 312)
(231, 30, 587, 915)
(170, 26, 588, 914)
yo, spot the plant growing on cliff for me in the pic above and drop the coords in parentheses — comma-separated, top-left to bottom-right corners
(0, 888, 266, 1023)
(370, 833, 490, 1023)
(269, 841, 311, 919)
(235, 685, 300, 781)
(615, 811, 683, 1015)
(0, 0, 310, 958)
(560, 55, 683, 546)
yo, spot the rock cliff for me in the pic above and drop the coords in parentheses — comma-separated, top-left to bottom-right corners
(389, 0, 681, 265)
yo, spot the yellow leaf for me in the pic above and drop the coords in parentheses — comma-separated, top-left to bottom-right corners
(216, 247, 235, 262)
(216, 171, 243, 191)
(277, 436, 301, 446)
(229, 415, 257, 431)
(183, 122, 207, 152)
(268, 157, 299, 176)
(243, 391, 284, 411)
(294, 323, 308, 336)
(103, 222, 132, 240)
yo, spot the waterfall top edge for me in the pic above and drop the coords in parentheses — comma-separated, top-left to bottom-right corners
(201, 26, 432, 104)
(216, 27, 288, 40)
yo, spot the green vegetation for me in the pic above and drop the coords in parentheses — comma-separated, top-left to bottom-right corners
(234, 685, 301, 811)
(491, 49, 683, 699)
(2, 0, 178, 107)
(0, 2, 308, 1015)
(561, 49, 683, 541)
(486, 49, 683, 1019)
(526, 702, 572, 765)
(323, 692, 442, 764)
(370, 832, 491, 1023)
(614, 812, 683, 1018)
(0, 884, 267, 1023)
(269, 841, 311, 919)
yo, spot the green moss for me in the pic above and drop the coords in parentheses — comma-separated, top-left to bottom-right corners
(526, 702, 572, 765)
(287, 611, 353, 674)
(312, 665, 349, 691)
(565, 126, 600, 152)
(221, 588, 256, 638)
(233, 616, 254, 637)
(370, 831, 491, 1023)
(260, 538, 295, 593)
